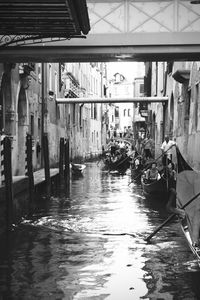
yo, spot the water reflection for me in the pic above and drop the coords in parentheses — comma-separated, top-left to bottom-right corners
(0, 163, 200, 299)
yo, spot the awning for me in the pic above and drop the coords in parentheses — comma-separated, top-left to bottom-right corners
(172, 69, 190, 84)
(0, 0, 90, 47)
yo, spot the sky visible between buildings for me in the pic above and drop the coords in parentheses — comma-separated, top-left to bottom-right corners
(106, 62, 145, 82)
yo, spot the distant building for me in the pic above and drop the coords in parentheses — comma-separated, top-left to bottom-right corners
(132, 77, 146, 140)
(63, 62, 105, 159)
(107, 72, 134, 138)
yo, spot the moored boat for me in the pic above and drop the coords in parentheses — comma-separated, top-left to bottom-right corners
(176, 147, 200, 262)
(70, 163, 86, 175)
(181, 220, 200, 264)
(141, 175, 167, 198)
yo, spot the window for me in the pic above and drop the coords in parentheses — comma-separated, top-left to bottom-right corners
(140, 84, 144, 94)
(79, 105, 83, 127)
(115, 107, 119, 118)
(94, 104, 97, 120)
(72, 104, 76, 124)
(91, 104, 94, 119)
(68, 113, 70, 126)
(128, 109, 131, 117)
(38, 118, 41, 132)
(124, 109, 126, 116)
(49, 64, 52, 91)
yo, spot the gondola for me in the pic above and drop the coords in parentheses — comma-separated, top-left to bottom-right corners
(181, 221, 200, 264)
(103, 154, 130, 174)
(103, 138, 132, 174)
(70, 163, 86, 175)
(141, 175, 168, 198)
(176, 147, 200, 262)
(130, 156, 154, 184)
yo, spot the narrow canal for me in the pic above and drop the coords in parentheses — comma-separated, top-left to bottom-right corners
(1, 163, 200, 300)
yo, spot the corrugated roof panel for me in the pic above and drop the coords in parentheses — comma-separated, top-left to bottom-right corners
(0, 0, 90, 46)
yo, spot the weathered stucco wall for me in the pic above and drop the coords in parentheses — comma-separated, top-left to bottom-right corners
(150, 61, 200, 171)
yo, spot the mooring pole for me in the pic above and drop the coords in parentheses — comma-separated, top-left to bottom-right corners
(3, 137, 13, 231)
(42, 134, 51, 197)
(25, 134, 35, 212)
(64, 138, 70, 196)
(59, 137, 65, 186)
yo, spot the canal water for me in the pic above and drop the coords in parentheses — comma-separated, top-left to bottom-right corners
(0, 163, 200, 300)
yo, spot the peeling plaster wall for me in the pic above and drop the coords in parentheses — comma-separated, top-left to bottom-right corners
(151, 61, 200, 171)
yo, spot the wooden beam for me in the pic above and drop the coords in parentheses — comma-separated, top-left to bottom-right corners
(56, 96, 168, 104)
(1, 44, 200, 62)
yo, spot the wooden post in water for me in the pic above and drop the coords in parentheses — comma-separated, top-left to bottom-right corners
(25, 134, 35, 212)
(59, 137, 65, 186)
(64, 138, 70, 196)
(42, 134, 51, 197)
(3, 137, 13, 231)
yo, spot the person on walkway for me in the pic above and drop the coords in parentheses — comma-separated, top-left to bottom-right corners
(161, 135, 176, 166)
(144, 162, 161, 183)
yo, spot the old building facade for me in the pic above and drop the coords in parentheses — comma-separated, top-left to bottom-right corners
(107, 72, 134, 138)
(0, 61, 106, 183)
(147, 61, 200, 170)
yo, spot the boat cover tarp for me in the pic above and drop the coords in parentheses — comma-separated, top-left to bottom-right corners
(176, 148, 200, 239)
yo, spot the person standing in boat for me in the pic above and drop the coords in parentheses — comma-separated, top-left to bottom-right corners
(144, 162, 161, 183)
(166, 161, 176, 189)
(142, 134, 154, 160)
(161, 135, 176, 166)
(110, 139, 116, 157)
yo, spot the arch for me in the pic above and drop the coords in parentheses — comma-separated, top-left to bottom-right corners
(0, 72, 12, 134)
(0, 74, 6, 132)
(16, 87, 28, 175)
